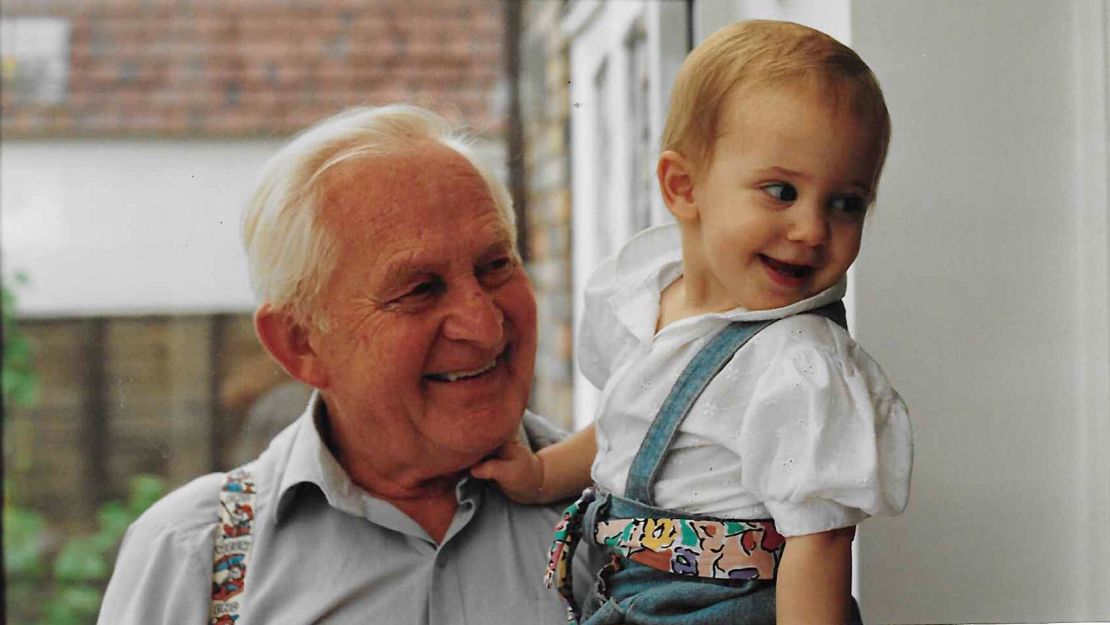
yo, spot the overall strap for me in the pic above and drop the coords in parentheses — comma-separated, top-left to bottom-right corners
(623, 301, 847, 505)
(624, 319, 773, 504)
(816, 299, 848, 330)
(209, 465, 257, 625)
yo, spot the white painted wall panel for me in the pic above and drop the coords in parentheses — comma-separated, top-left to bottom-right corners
(1, 140, 282, 316)
(0, 138, 512, 318)
(850, 1, 1103, 622)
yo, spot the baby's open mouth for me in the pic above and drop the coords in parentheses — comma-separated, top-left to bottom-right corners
(423, 350, 505, 382)
(760, 255, 814, 279)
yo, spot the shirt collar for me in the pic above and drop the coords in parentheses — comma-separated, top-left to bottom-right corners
(609, 222, 847, 341)
(272, 392, 483, 528)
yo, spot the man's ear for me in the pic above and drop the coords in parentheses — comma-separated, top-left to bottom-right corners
(254, 305, 329, 390)
(657, 150, 699, 223)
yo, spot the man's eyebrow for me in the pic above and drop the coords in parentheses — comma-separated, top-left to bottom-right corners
(482, 237, 515, 258)
(374, 255, 436, 287)
(374, 237, 515, 284)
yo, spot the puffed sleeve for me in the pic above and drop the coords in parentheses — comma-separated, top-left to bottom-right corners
(575, 255, 622, 390)
(736, 318, 912, 537)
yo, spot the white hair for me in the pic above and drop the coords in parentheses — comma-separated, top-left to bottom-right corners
(241, 105, 516, 328)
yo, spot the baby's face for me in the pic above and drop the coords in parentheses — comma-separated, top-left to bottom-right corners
(690, 82, 883, 311)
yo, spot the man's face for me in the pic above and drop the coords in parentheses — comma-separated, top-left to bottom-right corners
(307, 143, 537, 477)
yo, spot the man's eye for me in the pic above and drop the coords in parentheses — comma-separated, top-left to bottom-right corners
(404, 281, 439, 299)
(830, 195, 867, 217)
(478, 257, 514, 277)
(487, 257, 511, 271)
(763, 183, 798, 202)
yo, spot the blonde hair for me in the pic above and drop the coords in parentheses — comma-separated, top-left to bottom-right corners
(661, 20, 891, 187)
(242, 105, 514, 328)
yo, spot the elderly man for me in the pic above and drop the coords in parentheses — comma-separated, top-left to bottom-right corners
(98, 106, 588, 623)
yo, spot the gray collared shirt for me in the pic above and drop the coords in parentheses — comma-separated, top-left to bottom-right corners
(97, 395, 590, 624)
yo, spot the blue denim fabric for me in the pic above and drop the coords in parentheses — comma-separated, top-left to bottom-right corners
(581, 559, 776, 625)
(579, 492, 781, 625)
(624, 319, 776, 505)
(580, 559, 861, 625)
(576, 303, 860, 625)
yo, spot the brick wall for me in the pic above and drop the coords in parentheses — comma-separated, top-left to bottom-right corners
(518, 1, 574, 428)
(1, 0, 505, 137)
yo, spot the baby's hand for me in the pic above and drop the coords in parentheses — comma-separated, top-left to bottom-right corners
(470, 439, 547, 504)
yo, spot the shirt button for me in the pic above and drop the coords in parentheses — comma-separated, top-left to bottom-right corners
(436, 559, 448, 569)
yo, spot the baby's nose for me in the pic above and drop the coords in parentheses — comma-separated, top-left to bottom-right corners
(788, 207, 829, 246)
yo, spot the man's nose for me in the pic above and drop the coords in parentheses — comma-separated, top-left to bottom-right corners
(442, 281, 504, 348)
(787, 203, 829, 247)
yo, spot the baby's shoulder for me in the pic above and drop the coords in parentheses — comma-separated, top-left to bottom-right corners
(746, 313, 894, 385)
(750, 312, 850, 354)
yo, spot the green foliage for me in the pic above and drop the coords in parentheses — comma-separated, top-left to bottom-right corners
(3, 502, 46, 578)
(43, 587, 103, 625)
(92, 502, 131, 552)
(5, 476, 167, 625)
(4, 275, 167, 624)
(53, 537, 110, 584)
(126, 475, 166, 516)
(2, 273, 39, 409)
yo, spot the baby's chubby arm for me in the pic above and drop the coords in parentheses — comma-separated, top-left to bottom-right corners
(471, 424, 597, 504)
(776, 526, 856, 625)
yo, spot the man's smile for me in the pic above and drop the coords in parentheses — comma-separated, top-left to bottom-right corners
(423, 349, 507, 382)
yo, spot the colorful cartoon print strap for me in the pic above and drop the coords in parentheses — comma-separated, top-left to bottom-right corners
(209, 467, 256, 625)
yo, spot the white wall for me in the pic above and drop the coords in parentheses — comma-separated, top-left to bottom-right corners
(0, 138, 512, 318)
(692, 1, 1110, 622)
(564, 0, 689, 429)
(694, 0, 850, 43)
(1, 140, 282, 317)
(848, 1, 1108, 622)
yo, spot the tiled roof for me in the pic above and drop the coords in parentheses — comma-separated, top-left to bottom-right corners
(1, 0, 505, 137)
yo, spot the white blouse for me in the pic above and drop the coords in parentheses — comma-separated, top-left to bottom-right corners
(579, 223, 912, 537)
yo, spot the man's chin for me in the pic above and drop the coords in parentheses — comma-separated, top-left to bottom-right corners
(431, 420, 521, 461)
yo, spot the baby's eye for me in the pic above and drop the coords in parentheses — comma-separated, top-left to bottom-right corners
(763, 183, 798, 203)
(829, 195, 867, 218)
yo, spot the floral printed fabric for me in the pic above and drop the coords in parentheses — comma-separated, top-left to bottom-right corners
(544, 489, 786, 624)
(545, 489, 594, 623)
(593, 517, 784, 581)
(209, 467, 256, 625)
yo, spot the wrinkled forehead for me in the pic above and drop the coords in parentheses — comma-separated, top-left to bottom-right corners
(315, 145, 515, 267)
(319, 144, 502, 229)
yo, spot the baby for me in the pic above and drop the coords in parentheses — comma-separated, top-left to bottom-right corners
(473, 20, 912, 625)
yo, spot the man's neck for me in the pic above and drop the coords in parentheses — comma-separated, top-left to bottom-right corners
(385, 490, 460, 543)
(342, 458, 465, 543)
(316, 396, 471, 543)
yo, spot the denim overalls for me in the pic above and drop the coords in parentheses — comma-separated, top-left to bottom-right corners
(547, 303, 863, 625)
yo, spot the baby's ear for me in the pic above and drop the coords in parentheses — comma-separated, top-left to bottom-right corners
(657, 150, 698, 223)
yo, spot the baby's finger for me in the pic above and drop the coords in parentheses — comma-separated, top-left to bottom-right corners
(494, 438, 531, 460)
(470, 458, 506, 481)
